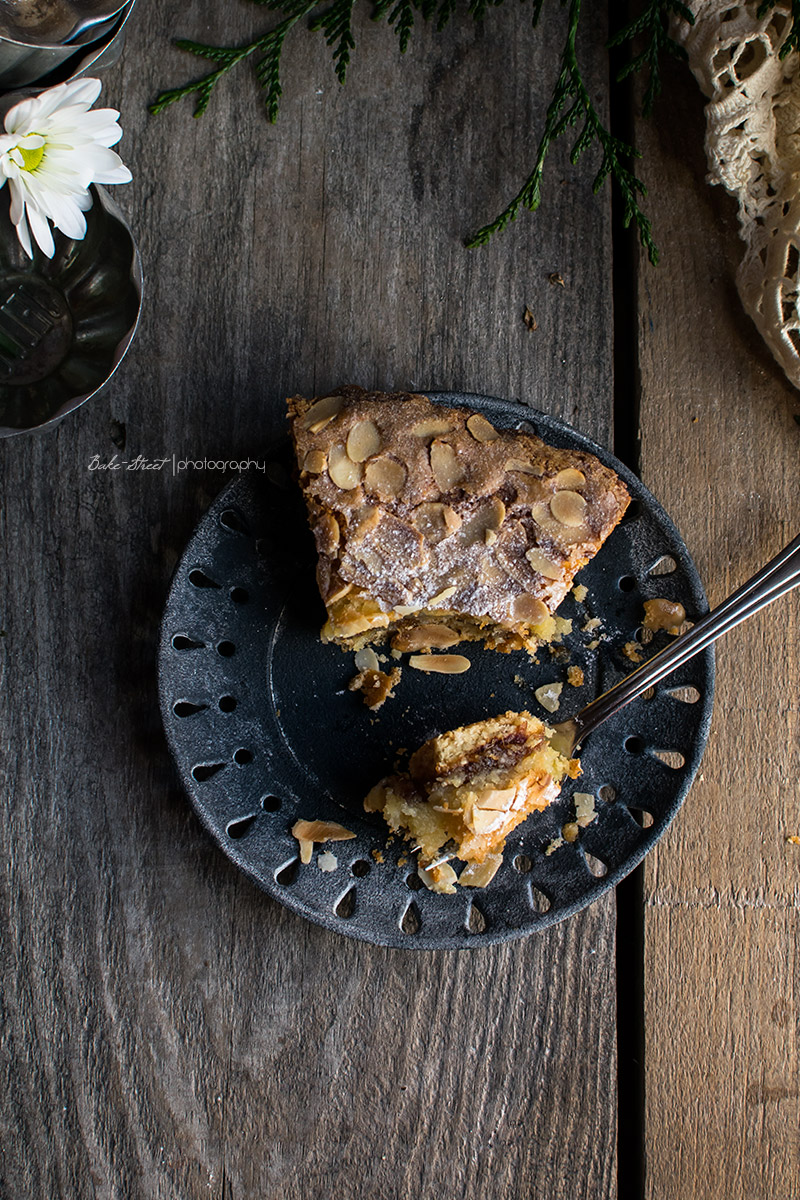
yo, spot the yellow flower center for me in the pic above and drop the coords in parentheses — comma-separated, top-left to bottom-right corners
(18, 143, 44, 172)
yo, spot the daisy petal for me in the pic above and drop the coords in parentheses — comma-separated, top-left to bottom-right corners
(27, 204, 55, 258)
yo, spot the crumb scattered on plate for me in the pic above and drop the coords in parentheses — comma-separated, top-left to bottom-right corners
(535, 681, 563, 713)
(349, 665, 402, 709)
(642, 597, 686, 635)
(623, 641, 643, 663)
(574, 791, 597, 827)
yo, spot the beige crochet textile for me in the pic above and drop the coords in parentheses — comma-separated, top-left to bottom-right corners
(675, 1, 800, 389)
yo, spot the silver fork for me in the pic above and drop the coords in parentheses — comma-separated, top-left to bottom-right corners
(418, 534, 800, 869)
(551, 531, 800, 756)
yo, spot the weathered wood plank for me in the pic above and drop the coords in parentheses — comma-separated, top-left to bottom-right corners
(0, 3, 620, 1197)
(636, 59, 800, 1200)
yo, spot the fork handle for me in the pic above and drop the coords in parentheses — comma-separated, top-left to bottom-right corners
(571, 532, 800, 748)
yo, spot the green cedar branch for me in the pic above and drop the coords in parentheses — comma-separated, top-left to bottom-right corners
(466, 0, 660, 264)
(149, 0, 320, 120)
(150, 0, 694, 260)
(609, 0, 694, 116)
(310, 0, 357, 82)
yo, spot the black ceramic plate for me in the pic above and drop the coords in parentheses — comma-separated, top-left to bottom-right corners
(158, 394, 714, 949)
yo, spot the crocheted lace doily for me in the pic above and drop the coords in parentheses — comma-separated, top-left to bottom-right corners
(675, 2, 800, 388)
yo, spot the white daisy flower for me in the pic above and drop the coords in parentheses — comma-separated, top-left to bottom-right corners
(0, 77, 132, 259)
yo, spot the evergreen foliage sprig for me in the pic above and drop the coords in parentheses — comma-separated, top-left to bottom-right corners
(150, 0, 698, 260)
(609, 0, 693, 116)
(465, 0, 660, 263)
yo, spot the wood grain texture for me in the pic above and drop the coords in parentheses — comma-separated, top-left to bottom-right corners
(635, 60, 800, 1200)
(0, 3, 620, 1198)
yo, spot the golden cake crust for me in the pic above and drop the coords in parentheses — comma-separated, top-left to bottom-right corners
(288, 386, 629, 652)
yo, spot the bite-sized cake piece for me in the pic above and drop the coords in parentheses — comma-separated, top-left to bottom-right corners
(364, 711, 580, 892)
(287, 386, 629, 655)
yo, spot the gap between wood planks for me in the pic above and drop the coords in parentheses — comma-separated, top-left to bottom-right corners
(609, 18, 646, 1200)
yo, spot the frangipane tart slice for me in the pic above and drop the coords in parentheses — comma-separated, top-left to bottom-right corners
(364, 711, 580, 892)
(287, 386, 630, 653)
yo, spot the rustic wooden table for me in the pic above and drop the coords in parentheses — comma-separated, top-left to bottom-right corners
(1, 3, 798, 1198)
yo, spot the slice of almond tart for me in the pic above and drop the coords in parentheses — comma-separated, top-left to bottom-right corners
(287, 386, 629, 656)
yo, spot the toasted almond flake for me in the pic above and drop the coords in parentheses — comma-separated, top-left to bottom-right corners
(326, 580, 352, 603)
(292, 819, 357, 845)
(484, 529, 497, 545)
(429, 586, 457, 606)
(392, 624, 460, 651)
(485, 497, 506, 529)
(300, 394, 344, 431)
(474, 786, 517, 811)
(567, 665, 585, 687)
(346, 419, 382, 462)
(469, 807, 505, 834)
(511, 594, 550, 624)
(332, 612, 390, 639)
(572, 583, 588, 602)
(303, 449, 327, 474)
(393, 603, 423, 617)
(459, 855, 503, 887)
(531, 500, 555, 527)
(574, 792, 597, 827)
(328, 443, 363, 489)
(443, 506, 462, 534)
(535, 681, 563, 713)
(418, 861, 458, 894)
(583, 617, 602, 633)
(355, 647, 380, 672)
(409, 654, 471, 674)
(526, 548, 562, 579)
(299, 839, 314, 864)
(466, 413, 499, 443)
(411, 418, 454, 438)
(480, 562, 506, 585)
(460, 499, 506, 547)
(554, 468, 586, 490)
(317, 851, 338, 871)
(315, 512, 340, 555)
(412, 502, 453, 544)
(550, 490, 587, 527)
(364, 455, 407, 500)
(430, 441, 466, 491)
(506, 458, 543, 475)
